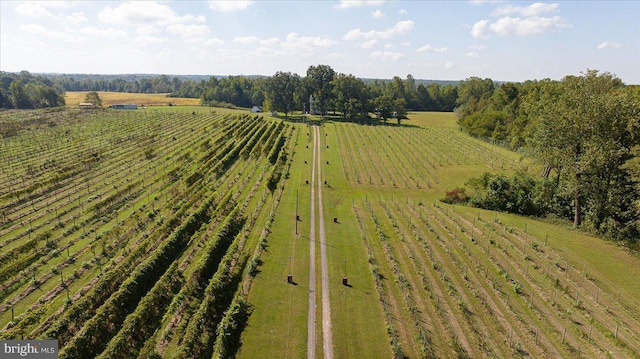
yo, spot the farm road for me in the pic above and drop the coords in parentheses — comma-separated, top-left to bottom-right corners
(308, 124, 334, 359)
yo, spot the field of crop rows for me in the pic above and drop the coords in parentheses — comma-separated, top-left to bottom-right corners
(2, 109, 639, 359)
(0, 108, 295, 358)
(330, 120, 640, 359)
(334, 123, 517, 189)
(352, 197, 640, 358)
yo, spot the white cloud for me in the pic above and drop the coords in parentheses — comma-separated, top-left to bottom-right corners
(492, 3, 559, 17)
(469, 44, 488, 50)
(416, 44, 448, 53)
(359, 39, 378, 49)
(15, 3, 53, 19)
(135, 35, 169, 44)
(471, 19, 490, 39)
(471, 16, 570, 38)
(370, 50, 406, 61)
(81, 26, 127, 40)
(469, 0, 506, 4)
(261, 37, 281, 47)
(255, 46, 285, 57)
(596, 41, 623, 50)
(166, 24, 211, 41)
(208, 1, 255, 12)
(98, 2, 204, 26)
(445, 61, 455, 69)
(135, 25, 163, 36)
(326, 52, 347, 59)
(465, 52, 479, 58)
(344, 20, 414, 40)
(234, 36, 260, 44)
(399, 9, 408, 15)
(334, 1, 385, 9)
(372, 9, 385, 18)
(66, 12, 88, 26)
(281, 33, 337, 52)
(233, 33, 336, 57)
(21, 23, 78, 43)
(34, 1, 77, 9)
(205, 38, 224, 46)
(492, 16, 570, 36)
(407, 61, 438, 70)
(384, 43, 395, 49)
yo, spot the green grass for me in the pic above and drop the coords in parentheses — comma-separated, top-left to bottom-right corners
(237, 127, 312, 359)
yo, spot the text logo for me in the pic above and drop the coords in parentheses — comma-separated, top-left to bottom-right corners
(1, 340, 58, 358)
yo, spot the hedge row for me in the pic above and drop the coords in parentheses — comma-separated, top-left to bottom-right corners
(174, 232, 245, 359)
(58, 192, 218, 358)
(42, 190, 201, 343)
(95, 262, 184, 359)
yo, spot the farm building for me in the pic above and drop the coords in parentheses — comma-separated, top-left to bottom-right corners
(111, 104, 137, 110)
(250, 105, 262, 113)
(79, 102, 95, 109)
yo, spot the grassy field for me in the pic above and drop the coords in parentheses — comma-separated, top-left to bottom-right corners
(1, 108, 639, 358)
(65, 91, 201, 107)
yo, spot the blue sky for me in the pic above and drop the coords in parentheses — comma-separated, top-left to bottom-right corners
(1, 0, 638, 83)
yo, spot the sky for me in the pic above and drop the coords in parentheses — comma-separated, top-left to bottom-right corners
(1, 0, 639, 83)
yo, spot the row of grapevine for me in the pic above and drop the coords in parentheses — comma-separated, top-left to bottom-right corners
(0, 109, 295, 359)
(352, 192, 640, 358)
(2, 110, 231, 334)
(332, 122, 519, 189)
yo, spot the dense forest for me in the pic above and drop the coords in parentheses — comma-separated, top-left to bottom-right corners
(451, 70, 640, 244)
(0, 71, 66, 109)
(2, 67, 638, 243)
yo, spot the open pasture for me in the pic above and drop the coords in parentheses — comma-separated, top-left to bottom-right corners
(1, 109, 639, 358)
(65, 91, 201, 107)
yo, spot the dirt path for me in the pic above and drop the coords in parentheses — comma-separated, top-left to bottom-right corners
(308, 125, 334, 359)
(315, 125, 334, 359)
(308, 126, 317, 359)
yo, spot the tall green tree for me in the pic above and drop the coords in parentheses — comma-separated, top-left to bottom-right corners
(9, 80, 31, 109)
(84, 91, 103, 107)
(265, 71, 301, 118)
(306, 64, 335, 115)
(623, 146, 640, 235)
(456, 77, 495, 116)
(525, 70, 637, 230)
(331, 73, 368, 121)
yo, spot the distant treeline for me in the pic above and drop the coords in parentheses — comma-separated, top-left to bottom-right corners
(1, 67, 459, 112)
(0, 71, 65, 109)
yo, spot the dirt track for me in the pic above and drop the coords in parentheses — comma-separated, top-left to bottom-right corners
(308, 124, 333, 359)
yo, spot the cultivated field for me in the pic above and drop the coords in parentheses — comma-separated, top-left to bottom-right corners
(1, 108, 639, 358)
(65, 91, 201, 107)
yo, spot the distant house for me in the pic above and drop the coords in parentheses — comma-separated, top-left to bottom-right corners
(79, 102, 95, 109)
(250, 105, 262, 113)
(111, 104, 137, 110)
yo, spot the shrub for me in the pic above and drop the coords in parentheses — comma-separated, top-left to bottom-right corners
(464, 170, 552, 216)
(441, 187, 468, 204)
